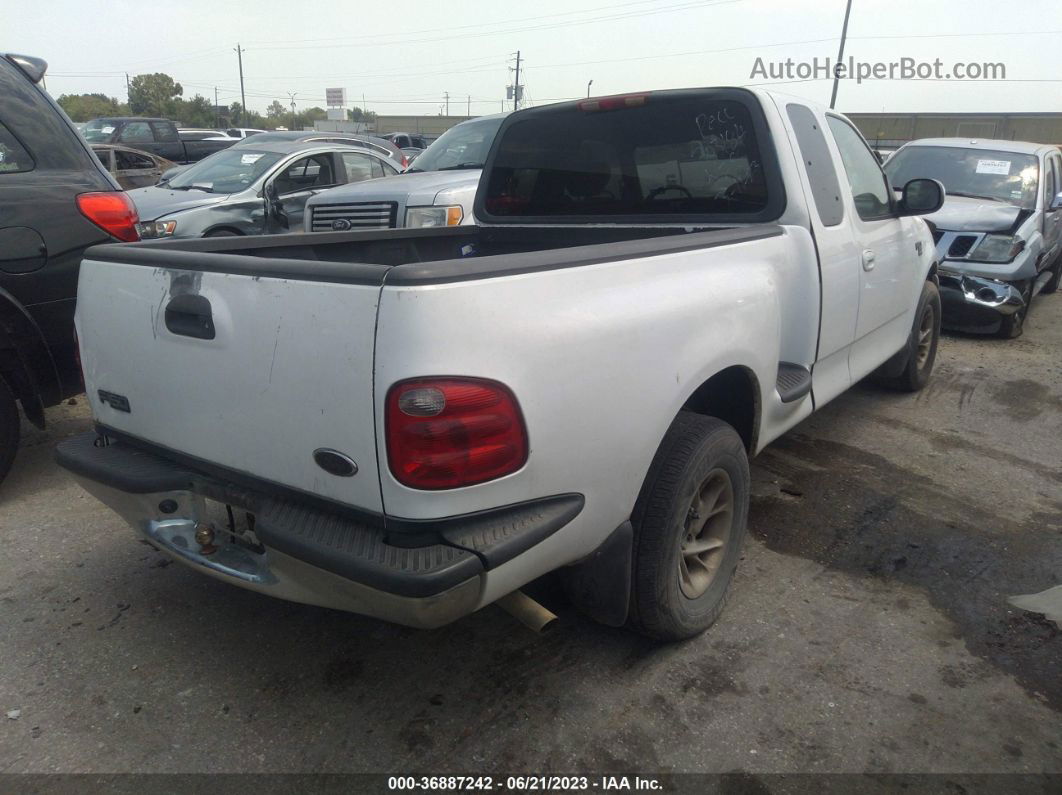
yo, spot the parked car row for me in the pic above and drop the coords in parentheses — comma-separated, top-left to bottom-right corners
(80, 117, 236, 164)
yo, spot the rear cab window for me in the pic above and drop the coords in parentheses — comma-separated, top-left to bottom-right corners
(0, 120, 34, 173)
(479, 89, 785, 224)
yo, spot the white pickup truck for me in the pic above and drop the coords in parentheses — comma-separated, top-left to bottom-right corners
(59, 88, 945, 640)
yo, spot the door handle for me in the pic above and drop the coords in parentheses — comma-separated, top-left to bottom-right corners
(862, 249, 876, 271)
(165, 293, 215, 340)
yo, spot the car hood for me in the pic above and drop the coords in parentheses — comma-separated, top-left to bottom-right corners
(311, 169, 482, 205)
(923, 195, 1023, 233)
(127, 186, 231, 221)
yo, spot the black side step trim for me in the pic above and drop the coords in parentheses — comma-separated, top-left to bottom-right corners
(776, 362, 812, 403)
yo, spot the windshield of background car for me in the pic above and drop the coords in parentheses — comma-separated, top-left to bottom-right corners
(82, 119, 118, 142)
(408, 117, 505, 172)
(167, 149, 284, 193)
(482, 95, 777, 219)
(885, 146, 1039, 209)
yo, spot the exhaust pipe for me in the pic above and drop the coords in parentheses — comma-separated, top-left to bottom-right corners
(496, 590, 558, 633)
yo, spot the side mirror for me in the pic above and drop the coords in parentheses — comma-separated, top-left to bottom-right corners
(898, 178, 945, 216)
(263, 180, 289, 230)
(1050, 191, 1062, 211)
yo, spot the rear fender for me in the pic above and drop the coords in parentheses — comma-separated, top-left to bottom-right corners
(0, 288, 61, 427)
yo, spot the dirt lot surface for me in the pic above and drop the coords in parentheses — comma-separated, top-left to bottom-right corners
(1, 294, 1059, 780)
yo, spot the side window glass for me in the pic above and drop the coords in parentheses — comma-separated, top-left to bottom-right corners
(0, 120, 35, 173)
(92, 148, 113, 171)
(276, 155, 334, 194)
(116, 150, 155, 170)
(370, 158, 385, 178)
(826, 116, 892, 221)
(786, 103, 843, 227)
(150, 122, 178, 143)
(342, 153, 374, 183)
(118, 122, 153, 144)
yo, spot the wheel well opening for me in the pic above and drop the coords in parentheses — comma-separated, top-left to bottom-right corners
(681, 366, 759, 452)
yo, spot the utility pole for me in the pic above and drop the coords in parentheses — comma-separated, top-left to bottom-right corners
(287, 92, 297, 130)
(467, 95, 471, 116)
(587, 79, 593, 98)
(234, 44, 246, 117)
(125, 72, 130, 105)
(444, 91, 450, 115)
(829, 0, 853, 110)
(513, 50, 521, 111)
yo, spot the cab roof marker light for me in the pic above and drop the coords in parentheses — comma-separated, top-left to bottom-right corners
(577, 94, 650, 112)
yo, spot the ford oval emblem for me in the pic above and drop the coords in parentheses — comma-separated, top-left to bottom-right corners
(331, 219, 352, 231)
(313, 448, 358, 477)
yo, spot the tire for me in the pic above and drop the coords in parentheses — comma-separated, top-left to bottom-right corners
(1042, 255, 1062, 295)
(628, 412, 750, 641)
(204, 229, 239, 237)
(997, 280, 1032, 339)
(875, 280, 941, 391)
(0, 376, 20, 486)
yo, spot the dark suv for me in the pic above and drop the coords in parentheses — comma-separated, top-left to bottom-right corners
(0, 53, 139, 483)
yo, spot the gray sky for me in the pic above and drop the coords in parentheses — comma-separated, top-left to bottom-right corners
(10, 0, 1062, 116)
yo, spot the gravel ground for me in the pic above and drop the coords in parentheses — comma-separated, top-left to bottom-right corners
(0, 291, 1059, 779)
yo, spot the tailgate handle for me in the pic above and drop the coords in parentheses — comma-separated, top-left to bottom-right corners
(165, 294, 216, 340)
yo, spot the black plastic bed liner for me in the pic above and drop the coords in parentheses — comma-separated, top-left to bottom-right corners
(81, 224, 784, 286)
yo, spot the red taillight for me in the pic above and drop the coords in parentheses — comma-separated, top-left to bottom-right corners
(76, 192, 140, 242)
(386, 377, 528, 490)
(401, 155, 410, 169)
(578, 93, 649, 112)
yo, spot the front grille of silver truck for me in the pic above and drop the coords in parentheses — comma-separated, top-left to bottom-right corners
(310, 201, 398, 232)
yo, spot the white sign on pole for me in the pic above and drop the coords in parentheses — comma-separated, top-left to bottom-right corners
(325, 87, 347, 107)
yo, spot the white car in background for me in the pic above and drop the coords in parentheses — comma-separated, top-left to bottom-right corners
(225, 127, 267, 139)
(304, 113, 506, 232)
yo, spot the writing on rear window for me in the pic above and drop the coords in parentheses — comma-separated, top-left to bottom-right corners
(484, 96, 770, 218)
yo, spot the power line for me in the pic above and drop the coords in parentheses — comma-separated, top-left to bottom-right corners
(244, 0, 720, 46)
(250, 0, 740, 51)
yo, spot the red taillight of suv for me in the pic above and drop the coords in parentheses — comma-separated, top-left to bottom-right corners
(76, 192, 140, 242)
(386, 377, 528, 490)
(401, 155, 410, 169)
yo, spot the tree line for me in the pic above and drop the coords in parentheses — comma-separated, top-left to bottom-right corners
(56, 72, 376, 130)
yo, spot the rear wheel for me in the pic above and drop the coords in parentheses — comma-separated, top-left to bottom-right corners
(0, 377, 20, 486)
(628, 412, 749, 641)
(997, 280, 1032, 339)
(204, 229, 240, 238)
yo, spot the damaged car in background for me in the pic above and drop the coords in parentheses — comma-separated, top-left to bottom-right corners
(885, 138, 1062, 337)
(127, 141, 400, 239)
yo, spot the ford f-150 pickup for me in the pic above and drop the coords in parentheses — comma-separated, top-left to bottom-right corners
(58, 88, 945, 640)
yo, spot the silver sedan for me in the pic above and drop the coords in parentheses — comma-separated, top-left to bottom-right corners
(128, 140, 401, 239)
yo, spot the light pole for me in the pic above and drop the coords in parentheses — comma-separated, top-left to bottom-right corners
(587, 79, 593, 98)
(287, 91, 298, 130)
(829, 0, 853, 109)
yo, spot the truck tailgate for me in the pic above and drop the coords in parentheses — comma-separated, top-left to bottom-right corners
(75, 257, 384, 513)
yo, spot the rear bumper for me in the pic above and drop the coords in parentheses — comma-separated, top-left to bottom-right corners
(938, 269, 1024, 332)
(56, 431, 582, 628)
